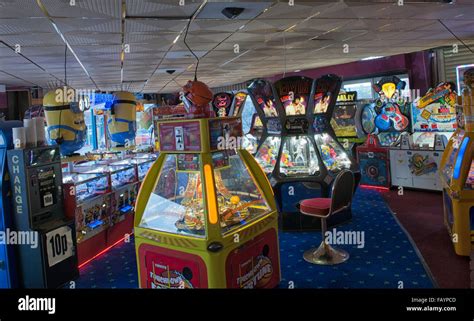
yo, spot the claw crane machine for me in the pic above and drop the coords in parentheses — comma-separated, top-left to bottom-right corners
(440, 68, 474, 258)
(134, 82, 280, 289)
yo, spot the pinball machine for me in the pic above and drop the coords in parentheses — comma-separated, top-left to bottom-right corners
(134, 97, 280, 288)
(248, 75, 359, 230)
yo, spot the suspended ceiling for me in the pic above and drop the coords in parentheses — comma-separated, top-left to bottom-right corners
(0, 0, 473, 93)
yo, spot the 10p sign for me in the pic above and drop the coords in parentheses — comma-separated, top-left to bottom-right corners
(46, 226, 74, 267)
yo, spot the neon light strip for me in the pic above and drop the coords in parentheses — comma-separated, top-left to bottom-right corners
(78, 234, 132, 269)
(360, 184, 390, 191)
(453, 137, 470, 180)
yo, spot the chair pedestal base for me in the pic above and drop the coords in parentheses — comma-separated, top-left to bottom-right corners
(303, 242, 349, 265)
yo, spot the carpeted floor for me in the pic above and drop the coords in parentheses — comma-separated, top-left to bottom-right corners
(74, 188, 435, 289)
(381, 188, 470, 288)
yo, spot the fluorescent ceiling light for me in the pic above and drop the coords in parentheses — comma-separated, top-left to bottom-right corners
(361, 56, 383, 61)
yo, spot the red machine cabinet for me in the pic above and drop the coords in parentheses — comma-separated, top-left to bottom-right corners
(356, 134, 391, 188)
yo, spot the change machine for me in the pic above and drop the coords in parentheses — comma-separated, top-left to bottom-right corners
(0, 120, 22, 288)
(8, 146, 79, 288)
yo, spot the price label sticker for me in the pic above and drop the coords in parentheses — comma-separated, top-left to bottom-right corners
(46, 226, 74, 267)
(175, 126, 184, 150)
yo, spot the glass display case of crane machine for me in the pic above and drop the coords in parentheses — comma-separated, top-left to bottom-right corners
(248, 75, 358, 230)
(134, 98, 280, 288)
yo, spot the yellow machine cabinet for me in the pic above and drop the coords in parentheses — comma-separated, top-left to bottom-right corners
(439, 72, 474, 256)
(134, 114, 281, 288)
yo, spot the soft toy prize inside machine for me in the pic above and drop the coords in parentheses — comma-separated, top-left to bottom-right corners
(440, 68, 474, 258)
(389, 82, 455, 191)
(249, 75, 358, 230)
(134, 90, 280, 288)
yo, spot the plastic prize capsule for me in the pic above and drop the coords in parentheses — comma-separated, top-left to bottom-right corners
(43, 87, 87, 156)
(107, 91, 137, 146)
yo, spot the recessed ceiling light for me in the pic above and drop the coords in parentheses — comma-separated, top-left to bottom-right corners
(294, 70, 301, 72)
(361, 56, 383, 61)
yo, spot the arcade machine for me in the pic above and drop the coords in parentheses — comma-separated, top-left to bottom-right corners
(331, 90, 367, 157)
(73, 160, 138, 246)
(249, 75, 358, 230)
(440, 68, 474, 259)
(243, 114, 264, 154)
(359, 76, 410, 146)
(7, 146, 79, 288)
(134, 81, 280, 289)
(389, 82, 455, 191)
(356, 134, 391, 189)
(0, 120, 22, 288)
(43, 87, 88, 158)
(62, 172, 111, 265)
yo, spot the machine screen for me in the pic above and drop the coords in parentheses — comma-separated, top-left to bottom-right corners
(314, 133, 351, 172)
(255, 136, 281, 174)
(279, 136, 319, 176)
(28, 148, 61, 166)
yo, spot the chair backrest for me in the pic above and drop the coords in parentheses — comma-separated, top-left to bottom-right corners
(330, 170, 355, 215)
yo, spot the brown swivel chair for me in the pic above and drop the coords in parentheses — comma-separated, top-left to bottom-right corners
(299, 170, 355, 265)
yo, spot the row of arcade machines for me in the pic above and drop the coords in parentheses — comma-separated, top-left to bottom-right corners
(135, 87, 281, 288)
(244, 75, 359, 230)
(62, 152, 156, 265)
(354, 78, 456, 191)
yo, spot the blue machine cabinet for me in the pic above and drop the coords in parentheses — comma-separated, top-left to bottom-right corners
(0, 121, 22, 288)
(7, 146, 79, 288)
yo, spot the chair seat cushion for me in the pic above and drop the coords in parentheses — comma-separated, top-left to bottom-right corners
(300, 198, 331, 217)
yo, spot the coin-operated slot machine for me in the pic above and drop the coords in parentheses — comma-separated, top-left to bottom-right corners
(63, 172, 111, 265)
(439, 68, 474, 257)
(7, 146, 78, 288)
(0, 120, 22, 288)
(331, 90, 368, 157)
(134, 93, 280, 288)
(249, 75, 359, 230)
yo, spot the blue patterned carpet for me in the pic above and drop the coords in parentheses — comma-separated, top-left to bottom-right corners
(74, 188, 435, 289)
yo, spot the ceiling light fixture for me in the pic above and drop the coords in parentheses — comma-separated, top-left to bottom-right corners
(361, 56, 383, 61)
(173, 34, 180, 44)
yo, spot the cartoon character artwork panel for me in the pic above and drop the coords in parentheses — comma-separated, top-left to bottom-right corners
(412, 82, 457, 133)
(247, 79, 280, 118)
(212, 92, 234, 117)
(312, 75, 342, 115)
(274, 76, 312, 116)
